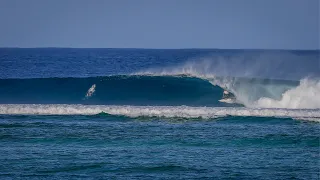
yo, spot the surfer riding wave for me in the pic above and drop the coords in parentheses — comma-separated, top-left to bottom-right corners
(219, 89, 236, 104)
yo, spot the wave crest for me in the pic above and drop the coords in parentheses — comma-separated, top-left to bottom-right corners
(135, 59, 319, 109)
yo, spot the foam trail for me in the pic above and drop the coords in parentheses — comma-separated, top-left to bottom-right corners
(0, 104, 319, 121)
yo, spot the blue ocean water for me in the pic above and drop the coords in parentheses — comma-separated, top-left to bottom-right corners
(0, 48, 319, 179)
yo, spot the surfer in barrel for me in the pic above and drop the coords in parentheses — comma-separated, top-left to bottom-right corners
(219, 89, 236, 103)
(222, 90, 232, 99)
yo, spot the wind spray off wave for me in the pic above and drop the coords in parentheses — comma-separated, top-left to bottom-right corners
(135, 57, 320, 109)
(0, 50, 319, 109)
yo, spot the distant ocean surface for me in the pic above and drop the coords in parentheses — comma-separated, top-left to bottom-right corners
(0, 48, 319, 179)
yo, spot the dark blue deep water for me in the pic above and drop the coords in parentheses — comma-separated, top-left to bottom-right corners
(0, 48, 319, 179)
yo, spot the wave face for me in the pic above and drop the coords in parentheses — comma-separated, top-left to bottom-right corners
(0, 75, 230, 106)
(1, 74, 319, 109)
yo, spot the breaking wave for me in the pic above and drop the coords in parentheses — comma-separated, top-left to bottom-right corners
(1, 55, 319, 109)
(135, 59, 320, 109)
(0, 74, 319, 109)
(0, 104, 319, 122)
(255, 79, 320, 109)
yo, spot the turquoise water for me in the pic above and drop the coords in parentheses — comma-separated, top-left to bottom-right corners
(1, 115, 319, 179)
(0, 48, 319, 179)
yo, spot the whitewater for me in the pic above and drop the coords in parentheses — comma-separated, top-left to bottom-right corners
(0, 104, 319, 121)
(0, 49, 319, 120)
(134, 58, 320, 110)
(1, 48, 319, 179)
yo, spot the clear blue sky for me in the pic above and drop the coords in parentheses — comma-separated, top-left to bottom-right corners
(0, 0, 319, 49)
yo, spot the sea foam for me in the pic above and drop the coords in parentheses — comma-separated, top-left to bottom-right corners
(0, 104, 319, 121)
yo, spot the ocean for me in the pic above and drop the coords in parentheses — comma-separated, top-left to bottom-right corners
(0, 48, 319, 179)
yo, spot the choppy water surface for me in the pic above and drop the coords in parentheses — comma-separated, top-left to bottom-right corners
(0, 48, 319, 179)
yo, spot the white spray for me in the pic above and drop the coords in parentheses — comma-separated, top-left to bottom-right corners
(135, 54, 320, 109)
(255, 79, 320, 109)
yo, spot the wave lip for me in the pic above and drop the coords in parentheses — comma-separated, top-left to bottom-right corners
(135, 60, 320, 109)
(0, 104, 319, 121)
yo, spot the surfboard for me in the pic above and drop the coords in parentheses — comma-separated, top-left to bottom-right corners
(219, 98, 236, 104)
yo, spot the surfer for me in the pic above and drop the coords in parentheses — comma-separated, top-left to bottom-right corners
(85, 84, 96, 98)
(219, 89, 236, 103)
(222, 90, 233, 99)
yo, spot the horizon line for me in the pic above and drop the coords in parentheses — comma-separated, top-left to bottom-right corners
(0, 47, 319, 51)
